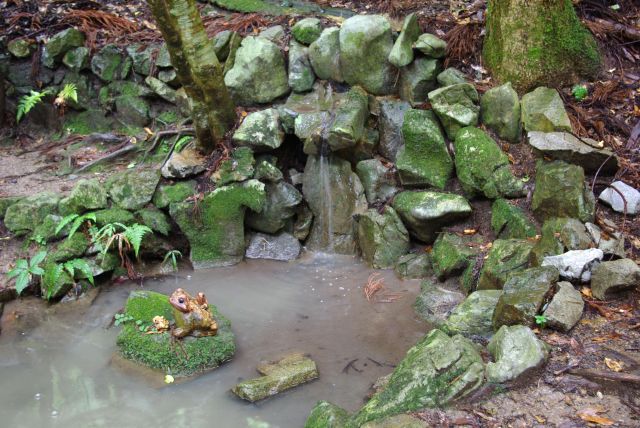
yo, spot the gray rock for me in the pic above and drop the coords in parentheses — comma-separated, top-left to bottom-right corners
(378, 98, 410, 160)
(355, 158, 399, 204)
(491, 199, 537, 239)
(308, 27, 343, 82)
(233, 108, 284, 152)
(591, 259, 640, 300)
(115, 95, 149, 126)
(328, 86, 369, 151)
(428, 83, 480, 139)
(8, 39, 34, 58)
(480, 82, 521, 143)
(62, 46, 90, 72)
(292, 18, 323, 45)
(339, 15, 396, 95)
(293, 204, 313, 241)
(530, 217, 593, 266)
(528, 131, 618, 173)
(224, 36, 289, 105)
(91, 44, 131, 82)
(398, 57, 440, 106)
(213, 30, 233, 61)
(431, 232, 482, 281)
(289, 40, 315, 93)
(212, 147, 255, 186)
(414, 33, 447, 58)
(357, 207, 410, 269)
(437, 67, 466, 86)
(388, 13, 420, 67)
(258, 26, 285, 43)
(107, 169, 160, 211)
(598, 181, 640, 215)
(542, 282, 584, 332)
(4, 192, 60, 235)
(584, 222, 625, 258)
(521, 87, 571, 132)
(395, 253, 432, 279)
(254, 160, 283, 183)
(486, 325, 549, 383)
(145, 76, 177, 103)
(478, 239, 534, 290)
(126, 44, 162, 76)
(392, 191, 473, 243)
(443, 290, 503, 337)
(42, 28, 85, 68)
(246, 181, 302, 234)
(161, 147, 206, 179)
(415, 282, 465, 327)
(541, 248, 603, 282)
(152, 180, 197, 209)
(245, 232, 302, 261)
(58, 179, 108, 215)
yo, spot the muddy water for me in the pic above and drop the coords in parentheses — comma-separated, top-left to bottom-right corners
(0, 255, 427, 428)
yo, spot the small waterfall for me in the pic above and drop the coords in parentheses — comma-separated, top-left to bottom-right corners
(318, 144, 334, 253)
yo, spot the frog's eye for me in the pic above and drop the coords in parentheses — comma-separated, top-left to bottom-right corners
(178, 298, 184, 304)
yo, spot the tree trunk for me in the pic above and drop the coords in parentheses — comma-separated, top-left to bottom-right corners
(483, 0, 601, 93)
(0, 73, 5, 128)
(146, 0, 236, 152)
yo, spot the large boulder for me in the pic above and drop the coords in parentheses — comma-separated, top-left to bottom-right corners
(232, 108, 284, 152)
(58, 179, 108, 215)
(308, 27, 343, 82)
(289, 40, 315, 93)
(328, 86, 369, 151)
(392, 191, 472, 243)
(491, 199, 537, 239)
(398, 57, 440, 106)
(528, 132, 619, 173)
(480, 82, 521, 143)
(531, 161, 595, 222)
(302, 155, 367, 254)
(598, 181, 640, 215)
(443, 290, 503, 337)
(355, 159, 399, 204)
(431, 232, 482, 281)
(492, 266, 558, 329)
(542, 281, 584, 332)
(591, 259, 640, 300)
(352, 329, 484, 426)
(378, 99, 410, 160)
(454, 127, 525, 198)
(388, 13, 420, 67)
(170, 180, 266, 268)
(521, 87, 571, 132)
(477, 239, 534, 290)
(304, 401, 350, 428)
(428, 83, 480, 139)
(397, 109, 452, 189)
(116, 290, 235, 377)
(4, 192, 61, 235)
(541, 248, 603, 282)
(224, 36, 289, 105)
(339, 15, 396, 95)
(486, 325, 549, 383)
(245, 232, 301, 261)
(245, 181, 302, 233)
(357, 207, 410, 269)
(106, 169, 161, 211)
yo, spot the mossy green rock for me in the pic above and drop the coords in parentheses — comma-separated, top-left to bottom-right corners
(414, 280, 465, 326)
(428, 83, 479, 139)
(437, 68, 466, 87)
(232, 353, 318, 402)
(362, 414, 426, 428)
(91, 44, 131, 82)
(125, 43, 165, 76)
(8, 39, 34, 58)
(304, 401, 350, 428)
(397, 109, 452, 189)
(443, 290, 503, 337)
(245, 181, 302, 234)
(454, 127, 525, 199)
(0, 196, 23, 220)
(491, 199, 537, 239)
(145, 76, 176, 103)
(136, 207, 170, 235)
(224, 36, 289, 105)
(480, 82, 521, 143)
(395, 253, 432, 279)
(59, 179, 108, 215)
(357, 207, 410, 269)
(355, 158, 398, 204)
(398, 57, 440, 106)
(289, 40, 316, 93)
(170, 180, 266, 268)
(388, 13, 420, 67)
(233, 108, 284, 152)
(152, 180, 197, 209)
(431, 232, 483, 280)
(339, 15, 395, 95)
(62, 46, 90, 71)
(415, 34, 447, 58)
(529, 217, 592, 266)
(292, 18, 323, 45)
(521, 87, 571, 132)
(212, 147, 255, 186)
(4, 192, 60, 235)
(42, 28, 85, 67)
(93, 208, 136, 227)
(309, 27, 343, 82)
(48, 233, 90, 263)
(253, 160, 283, 182)
(478, 239, 534, 290)
(531, 161, 595, 222)
(392, 191, 472, 243)
(352, 329, 484, 425)
(114, 95, 150, 127)
(328, 86, 369, 151)
(107, 169, 161, 210)
(486, 325, 549, 383)
(212, 30, 234, 61)
(116, 290, 235, 377)
(492, 266, 558, 329)
(32, 214, 66, 243)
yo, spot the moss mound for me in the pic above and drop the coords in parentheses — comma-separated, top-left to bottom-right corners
(116, 290, 235, 377)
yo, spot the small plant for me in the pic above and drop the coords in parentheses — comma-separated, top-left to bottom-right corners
(54, 83, 78, 109)
(55, 212, 97, 239)
(95, 222, 152, 259)
(571, 84, 588, 101)
(114, 313, 135, 326)
(30, 234, 47, 246)
(534, 314, 548, 328)
(16, 89, 51, 122)
(135, 319, 153, 332)
(41, 258, 95, 301)
(5, 250, 47, 295)
(162, 250, 183, 272)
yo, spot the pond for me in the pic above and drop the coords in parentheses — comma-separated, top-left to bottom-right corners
(0, 255, 426, 428)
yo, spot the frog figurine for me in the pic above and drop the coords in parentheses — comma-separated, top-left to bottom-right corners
(169, 288, 218, 338)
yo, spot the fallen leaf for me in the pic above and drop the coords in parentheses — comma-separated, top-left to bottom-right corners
(581, 287, 593, 298)
(577, 412, 614, 426)
(533, 415, 545, 423)
(463, 229, 477, 235)
(604, 357, 623, 372)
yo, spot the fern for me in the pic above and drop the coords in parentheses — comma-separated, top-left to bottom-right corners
(16, 90, 50, 123)
(42, 263, 65, 300)
(55, 212, 96, 238)
(174, 136, 193, 153)
(58, 83, 78, 103)
(63, 258, 94, 285)
(124, 224, 153, 258)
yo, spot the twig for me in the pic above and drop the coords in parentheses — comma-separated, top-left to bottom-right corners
(73, 143, 138, 173)
(342, 358, 362, 374)
(569, 368, 640, 384)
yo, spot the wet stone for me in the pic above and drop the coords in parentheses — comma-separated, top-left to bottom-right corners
(245, 232, 302, 261)
(480, 82, 521, 143)
(394, 253, 432, 279)
(428, 83, 480, 139)
(443, 290, 503, 337)
(521, 87, 571, 133)
(431, 232, 482, 281)
(414, 280, 465, 327)
(355, 158, 398, 204)
(304, 401, 350, 428)
(478, 239, 534, 290)
(245, 181, 302, 234)
(289, 40, 316, 93)
(542, 282, 584, 332)
(414, 33, 447, 58)
(233, 108, 284, 152)
(388, 13, 420, 67)
(590, 259, 640, 300)
(308, 27, 343, 82)
(486, 325, 549, 383)
(357, 207, 410, 269)
(328, 86, 369, 152)
(491, 199, 537, 239)
(541, 248, 603, 282)
(378, 98, 410, 161)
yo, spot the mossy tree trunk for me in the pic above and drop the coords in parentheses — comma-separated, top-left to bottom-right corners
(146, 0, 236, 153)
(483, 0, 601, 93)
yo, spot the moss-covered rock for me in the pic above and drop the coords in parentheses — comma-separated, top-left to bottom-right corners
(362, 414, 426, 428)
(304, 401, 350, 428)
(245, 181, 302, 234)
(454, 127, 525, 199)
(415, 34, 447, 58)
(428, 83, 480, 139)
(491, 199, 537, 239)
(431, 232, 482, 280)
(309, 27, 343, 82)
(8, 39, 35, 58)
(477, 239, 534, 290)
(152, 180, 198, 209)
(93, 208, 136, 227)
(4, 192, 60, 235)
(394, 253, 432, 279)
(292, 18, 323, 45)
(62, 46, 90, 72)
(357, 207, 410, 269)
(521, 87, 571, 132)
(398, 57, 440, 106)
(414, 280, 465, 326)
(437, 67, 467, 86)
(388, 13, 420, 67)
(31, 214, 66, 243)
(0, 196, 24, 220)
(233, 108, 284, 152)
(443, 290, 502, 337)
(531, 161, 595, 222)
(328, 86, 369, 152)
(116, 290, 235, 377)
(107, 169, 161, 211)
(288, 40, 316, 93)
(42, 28, 85, 68)
(114, 95, 150, 127)
(253, 160, 283, 183)
(211, 147, 255, 186)
(59, 179, 108, 215)
(136, 207, 170, 235)
(355, 158, 398, 204)
(480, 82, 521, 143)
(529, 217, 592, 266)
(170, 180, 266, 268)
(91, 44, 131, 82)
(47, 233, 90, 263)
(397, 109, 452, 189)
(352, 329, 484, 425)
(486, 325, 549, 383)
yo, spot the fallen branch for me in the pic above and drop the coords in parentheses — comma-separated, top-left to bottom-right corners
(586, 18, 640, 41)
(569, 368, 640, 385)
(73, 143, 138, 173)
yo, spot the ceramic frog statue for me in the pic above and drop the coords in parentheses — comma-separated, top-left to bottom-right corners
(169, 288, 218, 338)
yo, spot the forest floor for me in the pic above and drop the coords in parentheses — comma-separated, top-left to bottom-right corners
(1, 0, 640, 426)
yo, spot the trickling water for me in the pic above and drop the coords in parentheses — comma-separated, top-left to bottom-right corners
(318, 149, 334, 253)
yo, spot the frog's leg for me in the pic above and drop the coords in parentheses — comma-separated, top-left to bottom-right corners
(172, 326, 188, 338)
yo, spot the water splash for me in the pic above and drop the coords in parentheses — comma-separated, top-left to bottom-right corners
(318, 147, 334, 253)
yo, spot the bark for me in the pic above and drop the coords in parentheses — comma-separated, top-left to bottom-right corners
(0, 72, 5, 128)
(146, 0, 236, 153)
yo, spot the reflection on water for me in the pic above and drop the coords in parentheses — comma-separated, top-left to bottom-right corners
(0, 255, 426, 428)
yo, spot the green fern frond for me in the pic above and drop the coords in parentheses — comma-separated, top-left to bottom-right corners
(16, 90, 49, 123)
(42, 263, 65, 300)
(64, 259, 94, 285)
(55, 214, 79, 235)
(124, 224, 152, 258)
(58, 83, 78, 103)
